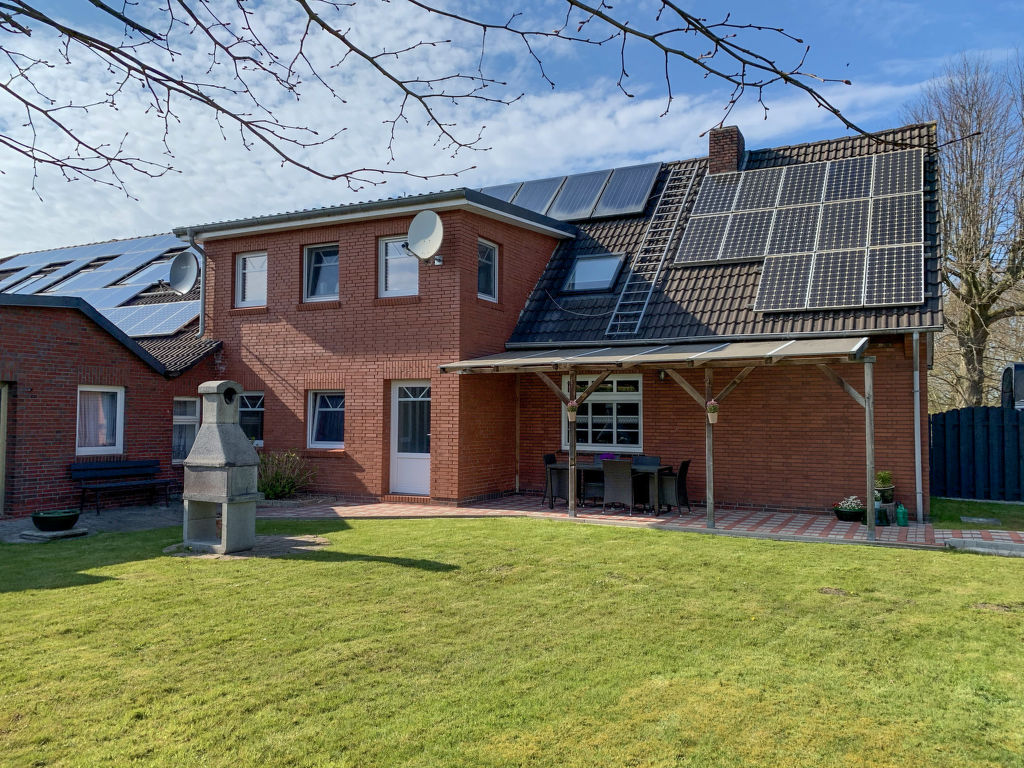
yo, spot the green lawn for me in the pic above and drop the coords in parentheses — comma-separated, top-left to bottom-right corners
(930, 497, 1024, 530)
(2, 519, 1023, 768)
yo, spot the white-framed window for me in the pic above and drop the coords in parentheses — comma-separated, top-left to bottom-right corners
(304, 244, 339, 302)
(235, 251, 267, 307)
(308, 391, 345, 448)
(563, 252, 626, 293)
(378, 236, 418, 297)
(76, 385, 125, 456)
(172, 397, 201, 463)
(477, 239, 498, 301)
(239, 392, 264, 446)
(560, 375, 642, 451)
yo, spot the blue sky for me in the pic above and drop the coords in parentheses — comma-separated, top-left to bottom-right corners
(1, 0, 1022, 254)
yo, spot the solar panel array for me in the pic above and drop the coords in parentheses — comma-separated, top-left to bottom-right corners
(0, 234, 201, 333)
(669, 148, 926, 311)
(480, 162, 661, 221)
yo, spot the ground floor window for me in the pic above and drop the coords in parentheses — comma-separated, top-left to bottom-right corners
(172, 397, 200, 462)
(76, 385, 125, 455)
(239, 392, 264, 446)
(309, 391, 345, 448)
(561, 375, 642, 451)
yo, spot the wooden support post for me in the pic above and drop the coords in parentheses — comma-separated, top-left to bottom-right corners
(865, 358, 876, 541)
(567, 371, 577, 518)
(0, 383, 7, 517)
(705, 367, 715, 529)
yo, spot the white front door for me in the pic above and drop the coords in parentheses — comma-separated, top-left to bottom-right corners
(390, 381, 431, 495)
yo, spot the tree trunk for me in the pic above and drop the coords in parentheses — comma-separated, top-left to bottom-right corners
(956, 321, 990, 406)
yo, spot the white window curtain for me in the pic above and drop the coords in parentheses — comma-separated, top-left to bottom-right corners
(78, 390, 118, 448)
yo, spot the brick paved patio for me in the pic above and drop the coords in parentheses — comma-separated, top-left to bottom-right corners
(257, 494, 1024, 549)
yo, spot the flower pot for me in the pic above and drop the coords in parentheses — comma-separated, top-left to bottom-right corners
(833, 506, 866, 524)
(31, 510, 80, 532)
(707, 412, 718, 424)
(875, 484, 895, 504)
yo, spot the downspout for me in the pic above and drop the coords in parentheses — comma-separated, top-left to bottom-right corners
(188, 227, 207, 339)
(913, 331, 924, 524)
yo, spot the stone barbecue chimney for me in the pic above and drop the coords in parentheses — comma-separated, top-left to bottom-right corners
(708, 125, 745, 174)
(182, 380, 260, 554)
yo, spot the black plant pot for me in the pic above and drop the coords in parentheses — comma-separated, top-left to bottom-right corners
(31, 510, 80, 532)
(833, 507, 866, 524)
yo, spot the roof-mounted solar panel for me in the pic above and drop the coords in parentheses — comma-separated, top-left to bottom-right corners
(777, 163, 827, 206)
(691, 173, 741, 215)
(546, 169, 612, 220)
(719, 210, 773, 260)
(870, 194, 922, 246)
(130, 301, 200, 337)
(510, 176, 565, 215)
(676, 214, 729, 262)
(864, 245, 924, 306)
(753, 254, 814, 311)
(733, 166, 783, 211)
(825, 156, 873, 201)
(765, 205, 819, 255)
(817, 199, 869, 251)
(806, 250, 866, 309)
(591, 162, 661, 218)
(873, 149, 923, 197)
(479, 182, 523, 203)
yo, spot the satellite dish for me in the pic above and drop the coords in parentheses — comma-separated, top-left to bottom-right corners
(169, 251, 199, 294)
(404, 210, 444, 264)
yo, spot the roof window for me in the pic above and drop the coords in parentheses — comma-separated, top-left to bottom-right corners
(563, 252, 626, 293)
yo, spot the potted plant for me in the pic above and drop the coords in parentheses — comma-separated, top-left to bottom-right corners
(875, 470, 895, 504)
(832, 495, 866, 524)
(705, 399, 719, 424)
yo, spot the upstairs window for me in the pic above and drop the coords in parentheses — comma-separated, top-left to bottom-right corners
(239, 392, 264, 446)
(563, 252, 626, 293)
(77, 386, 124, 456)
(477, 239, 498, 301)
(308, 391, 345, 448)
(235, 252, 267, 307)
(378, 236, 418, 297)
(172, 397, 201, 463)
(304, 244, 339, 301)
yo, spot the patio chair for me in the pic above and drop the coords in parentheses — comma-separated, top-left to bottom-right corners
(581, 459, 605, 505)
(543, 454, 569, 508)
(631, 455, 661, 509)
(602, 459, 638, 514)
(658, 460, 692, 514)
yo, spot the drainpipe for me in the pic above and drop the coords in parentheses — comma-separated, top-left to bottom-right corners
(188, 228, 207, 339)
(913, 331, 924, 524)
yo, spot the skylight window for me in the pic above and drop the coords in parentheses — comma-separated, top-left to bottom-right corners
(563, 253, 626, 293)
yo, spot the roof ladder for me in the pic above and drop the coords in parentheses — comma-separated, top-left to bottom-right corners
(605, 164, 699, 336)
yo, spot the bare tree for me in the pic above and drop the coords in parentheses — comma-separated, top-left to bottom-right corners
(907, 56, 1024, 408)
(0, 1, 866, 196)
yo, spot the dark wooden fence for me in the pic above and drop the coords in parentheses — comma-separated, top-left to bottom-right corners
(929, 407, 1024, 500)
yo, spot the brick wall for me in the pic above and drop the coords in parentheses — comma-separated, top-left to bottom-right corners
(0, 306, 215, 515)
(708, 125, 745, 174)
(202, 210, 558, 501)
(516, 336, 930, 518)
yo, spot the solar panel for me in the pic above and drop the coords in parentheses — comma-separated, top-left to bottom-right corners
(0, 266, 38, 292)
(546, 169, 612, 220)
(766, 205, 819, 255)
(870, 194, 922, 246)
(65, 284, 146, 309)
(807, 250, 866, 309)
(511, 177, 565, 214)
(824, 156, 873, 201)
(675, 215, 729, 262)
(777, 163, 826, 206)
(479, 182, 522, 203)
(864, 245, 924, 306)
(691, 173, 741, 215)
(591, 163, 661, 218)
(101, 304, 152, 332)
(817, 199, 869, 251)
(131, 301, 200, 337)
(753, 254, 814, 311)
(720, 210, 773, 259)
(733, 166, 783, 211)
(873, 149, 923, 197)
(119, 259, 171, 287)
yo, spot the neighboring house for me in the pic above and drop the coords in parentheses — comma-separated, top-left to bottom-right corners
(0, 235, 220, 515)
(176, 122, 940, 519)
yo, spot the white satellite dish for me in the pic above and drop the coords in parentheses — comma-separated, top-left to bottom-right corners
(404, 210, 444, 264)
(169, 251, 199, 294)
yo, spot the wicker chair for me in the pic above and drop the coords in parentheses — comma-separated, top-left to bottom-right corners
(658, 460, 692, 514)
(602, 459, 638, 514)
(581, 460, 605, 505)
(543, 454, 569, 508)
(631, 455, 661, 508)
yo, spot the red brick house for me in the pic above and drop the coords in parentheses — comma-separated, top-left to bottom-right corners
(176, 122, 940, 529)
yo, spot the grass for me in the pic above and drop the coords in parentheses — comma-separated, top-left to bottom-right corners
(930, 497, 1024, 530)
(2, 518, 1023, 768)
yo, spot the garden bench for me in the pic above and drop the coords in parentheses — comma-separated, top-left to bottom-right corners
(69, 460, 172, 514)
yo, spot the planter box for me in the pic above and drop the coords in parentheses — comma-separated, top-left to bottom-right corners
(833, 507, 866, 524)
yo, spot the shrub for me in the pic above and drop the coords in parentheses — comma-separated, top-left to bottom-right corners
(258, 450, 317, 500)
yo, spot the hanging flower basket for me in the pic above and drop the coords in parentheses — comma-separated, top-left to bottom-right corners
(566, 399, 578, 423)
(706, 399, 719, 424)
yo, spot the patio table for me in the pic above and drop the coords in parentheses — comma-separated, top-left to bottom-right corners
(547, 461, 673, 511)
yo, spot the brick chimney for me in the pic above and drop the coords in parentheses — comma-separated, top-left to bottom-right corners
(708, 125, 745, 174)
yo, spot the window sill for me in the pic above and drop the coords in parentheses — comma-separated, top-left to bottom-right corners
(477, 295, 500, 308)
(230, 306, 268, 316)
(374, 295, 420, 306)
(297, 300, 342, 311)
(303, 448, 346, 458)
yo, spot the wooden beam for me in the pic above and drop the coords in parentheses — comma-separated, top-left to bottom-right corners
(705, 368, 715, 529)
(535, 371, 570, 405)
(664, 369, 705, 408)
(816, 364, 866, 408)
(716, 366, 755, 402)
(0, 383, 7, 517)
(864, 358, 876, 542)
(567, 371, 578, 518)
(576, 371, 611, 404)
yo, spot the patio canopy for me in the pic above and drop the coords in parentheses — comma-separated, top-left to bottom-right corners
(439, 337, 869, 374)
